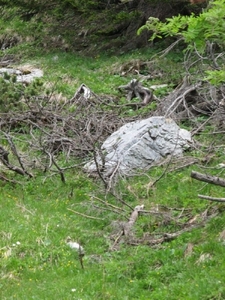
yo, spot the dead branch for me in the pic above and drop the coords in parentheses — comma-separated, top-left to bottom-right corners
(92, 148, 107, 188)
(67, 208, 104, 220)
(92, 204, 127, 217)
(110, 204, 144, 250)
(110, 230, 124, 251)
(128, 206, 219, 247)
(129, 223, 203, 246)
(0, 172, 19, 184)
(165, 82, 201, 117)
(109, 200, 221, 250)
(109, 190, 134, 211)
(152, 75, 221, 126)
(43, 149, 65, 183)
(16, 203, 35, 215)
(150, 38, 184, 59)
(5, 133, 34, 177)
(92, 195, 127, 213)
(0, 145, 33, 177)
(118, 79, 153, 107)
(106, 161, 121, 191)
(191, 171, 225, 187)
(198, 194, 225, 202)
(123, 204, 145, 236)
(191, 114, 214, 136)
(90, 195, 129, 220)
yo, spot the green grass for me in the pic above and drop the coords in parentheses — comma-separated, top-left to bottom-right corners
(1, 160, 225, 299)
(1, 28, 225, 299)
(7, 45, 183, 99)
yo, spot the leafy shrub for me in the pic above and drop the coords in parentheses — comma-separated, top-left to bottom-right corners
(137, 0, 225, 85)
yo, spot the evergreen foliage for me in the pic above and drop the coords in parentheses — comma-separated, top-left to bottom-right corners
(0, 74, 44, 113)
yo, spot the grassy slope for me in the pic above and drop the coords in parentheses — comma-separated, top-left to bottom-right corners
(1, 161, 225, 300)
(1, 19, 225, 300)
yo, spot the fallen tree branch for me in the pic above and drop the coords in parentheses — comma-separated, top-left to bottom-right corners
(129, 206, 219, 247)
(129, 223, 203, 246)
(191, 171, 225, 187)
(0, 145, 33, 178)
(123, 204, 145, 236)
(110, 204, 144, 250)
(198, 194, 225, 202)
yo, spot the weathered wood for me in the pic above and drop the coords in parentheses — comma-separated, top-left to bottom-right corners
(118, 79, 153, 106)
(124, 204, 144, 236)
(198, 194, 225, 202)
(191, 171, 225, 187)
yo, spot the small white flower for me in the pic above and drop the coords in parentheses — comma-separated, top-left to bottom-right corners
(71, 288, 76, 292)
(16, 241, 21, 245)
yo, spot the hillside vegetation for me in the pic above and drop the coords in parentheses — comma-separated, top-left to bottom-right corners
(1, 1, 225, 299)
(0, 0, 204, 55)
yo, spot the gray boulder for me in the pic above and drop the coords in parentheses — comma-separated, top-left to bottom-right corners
(85, 116, 192, 176)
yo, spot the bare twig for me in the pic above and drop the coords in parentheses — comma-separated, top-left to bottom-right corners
(191, 114, 214, 136)
(91, 195, 126, 213)
(92, 204, 128, 218)
(106, 161, 121, 192)
(110, 230, 124, 251)
(16, 203, 35, 215)
(67, 208, 104, 220)
(150, 38, 184, 59)
(0, 173, 20, 184)
(165, 83, 201, 117)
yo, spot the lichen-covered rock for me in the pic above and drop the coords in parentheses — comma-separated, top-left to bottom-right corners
(85, 116, 192, 176)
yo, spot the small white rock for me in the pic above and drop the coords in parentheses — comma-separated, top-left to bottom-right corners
(66, 237, 84, 255)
